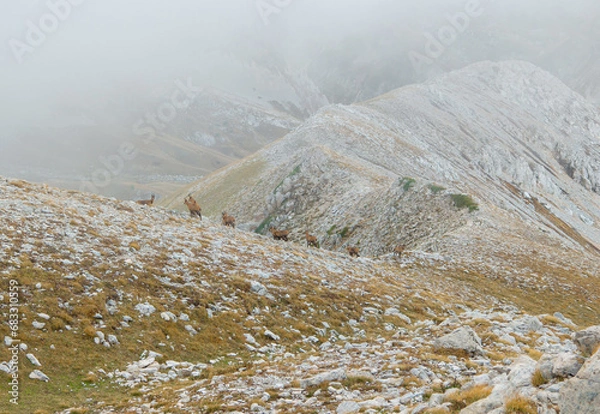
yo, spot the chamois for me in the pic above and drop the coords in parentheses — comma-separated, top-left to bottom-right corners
(222, 212, 236, 228)
(183, 195, 202, 219)
(269, 227, 289, 241)
(136, 194, 155, 206)
(393, 244, 406, 258)
(305, 231, 319, 248)
(347, 246, 360, 257)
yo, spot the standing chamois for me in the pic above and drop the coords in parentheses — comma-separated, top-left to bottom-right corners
(136, 194, 155, 206)
(269, 227, 289, 241)
(222, 212, 236, 228)
(184, 195, 202, 219)
(393, 244, 406, 258)
(347, 246, 360, 257)
(305, 231, 319, 248)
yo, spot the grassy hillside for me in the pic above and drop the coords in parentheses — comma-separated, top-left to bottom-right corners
(0, 178, 599, 413)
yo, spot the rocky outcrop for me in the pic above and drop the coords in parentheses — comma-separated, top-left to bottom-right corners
(434, 326, 484, 356)
(559, 350, 600, 414)
(537, 352, 584, 381)
(572, 325, 600, 355)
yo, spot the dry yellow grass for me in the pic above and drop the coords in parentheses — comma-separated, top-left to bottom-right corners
(49, 317, 66, 331)
(525, 348, 543, 361)
(505, 394, 537, 414)
(445, 384, 492, 410)
(531, 369, 548, 387)
(342, 376, 383, 392)
(83, 325, 97, 338)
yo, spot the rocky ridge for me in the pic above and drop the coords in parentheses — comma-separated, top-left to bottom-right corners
(164, 61, 600, 263)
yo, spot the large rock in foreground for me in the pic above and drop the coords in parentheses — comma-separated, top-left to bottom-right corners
(572, 325, 600, 355)
(559, 350, 600, 414)
(434, 326, 484, 356)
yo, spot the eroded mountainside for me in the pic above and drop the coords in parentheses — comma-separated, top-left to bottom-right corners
(0, 177, 599, 413)
(166, 61, 600, 262)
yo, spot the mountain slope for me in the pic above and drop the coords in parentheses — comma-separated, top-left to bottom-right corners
(1, 177, 599, 413)
(165, 61, 600, 262)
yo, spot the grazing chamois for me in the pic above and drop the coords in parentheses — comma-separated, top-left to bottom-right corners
(222, 212, 236, 228)
(183, 195, 202, 219)
(136, 194, 155, 206)
(305, 231, 319, 248)
(347, 246, 360, 257)
(393, 244, 406, 258)
(269, 227, 289, 241)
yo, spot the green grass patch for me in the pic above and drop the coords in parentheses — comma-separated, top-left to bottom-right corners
(255, 215, 274, 234)
(339, 226, 350, 238)
(428, 184, 446, 194)
(325, 224, 351, 239)
(401, 177, 416, 191)
(450, 194, 479, 212)
(273, 164, 302, 195)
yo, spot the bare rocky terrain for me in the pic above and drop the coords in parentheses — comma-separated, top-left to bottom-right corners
(166, 61, 600, 262)
(0, 177, 599, 413)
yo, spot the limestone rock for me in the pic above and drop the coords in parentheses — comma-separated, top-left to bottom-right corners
(434, 326, 484, 356)
(264, 330, 280, 341)
(507, 355, 536, 388)
(32, 321, 45, 330)
(559, 350, 600, 414)
(508, 316, 544, 335)
(26, 353, 41, 367)
(301, 368, 347, 388)
(552, 352, 583, 378)
(30, 370, 50, 382)
(337, 401, 360, 414)
(572, 326, 600, 355)
(135, 302, 156, 317)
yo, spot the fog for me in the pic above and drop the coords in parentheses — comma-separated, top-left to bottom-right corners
(0, 1, 397, 123)
(0, 0, 599, 196)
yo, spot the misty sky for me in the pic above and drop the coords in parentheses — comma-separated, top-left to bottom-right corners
(2, 0, 597, 127)
(0, 0, 395, 122)
(1, 0, 599, 184)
